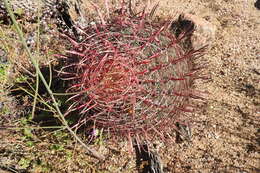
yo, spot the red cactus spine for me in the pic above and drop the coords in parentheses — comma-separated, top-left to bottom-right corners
(59, 6, 206, 145)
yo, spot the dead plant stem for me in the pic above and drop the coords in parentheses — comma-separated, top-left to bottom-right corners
(3, 0, 105, 161)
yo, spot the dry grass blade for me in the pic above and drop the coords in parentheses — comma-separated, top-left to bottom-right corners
(3, 0, 105, 161)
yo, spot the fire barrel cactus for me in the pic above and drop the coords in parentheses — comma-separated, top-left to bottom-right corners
(58, 4, 206, 145)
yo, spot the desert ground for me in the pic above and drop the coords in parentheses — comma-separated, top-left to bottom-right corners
(0, 0, 259, 172)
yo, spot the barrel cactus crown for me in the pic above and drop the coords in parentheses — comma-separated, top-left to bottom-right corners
(59, 3, 205, 145)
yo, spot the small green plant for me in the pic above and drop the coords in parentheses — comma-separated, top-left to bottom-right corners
(15, 74, 28, 83)
(93, 128, 105, 145)
(0, 64, 8, 85)
(18, 157, 32, 169)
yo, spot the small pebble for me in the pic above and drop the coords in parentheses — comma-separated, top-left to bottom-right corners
(0, 48, 8, 64)
(26, 33, 36, 47)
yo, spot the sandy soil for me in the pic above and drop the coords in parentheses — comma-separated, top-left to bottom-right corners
(152, 0, 260, 172)
(97, 0, 260, 172)
(0, 0, 259, 172)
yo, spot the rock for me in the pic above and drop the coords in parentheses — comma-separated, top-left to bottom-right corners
(0, 0, 87, 27)
(255, 0, 260, 9)
(172, 13, 216, 50)
(134, 144, 164, 173)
